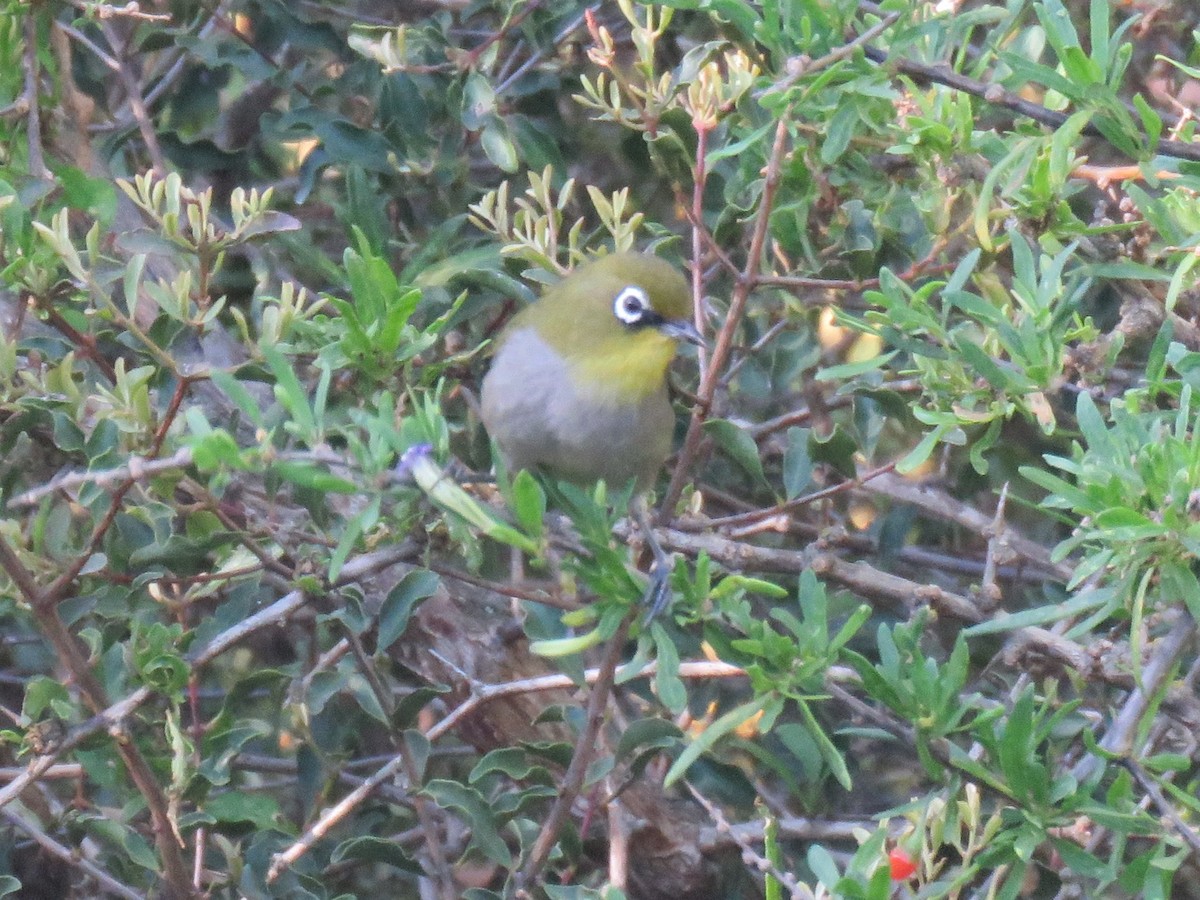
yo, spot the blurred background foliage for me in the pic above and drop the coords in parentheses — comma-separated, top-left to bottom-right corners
(3, 0, 1200, 897)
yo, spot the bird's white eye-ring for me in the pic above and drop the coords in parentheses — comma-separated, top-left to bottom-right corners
(613, 285, 650, 325)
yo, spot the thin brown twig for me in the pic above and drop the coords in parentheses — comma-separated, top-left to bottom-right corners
(716, 527, 984, 620)
(704, 461, 897, 530)
(398, 734, 457, 900)
(429, 562, 581, 611)
(0, 533, 45, 605)
(464, 0, 542, 67)
(496, 6, 595, 94)
(22, 15, 48, 179)
(0, 764, 82, 781)
(329, 624, 454, 896)
(861, 471, 1072, 581)
(36, 296, 120, 384)
(195, 0, 315, 101)
(749, 379, 923, 439)
(56, 21, 120, 70)
(0, 688, 152, 812)
(763, 10, 903, 96)
(661, 114, 792, 519)
(1121, 757, 1200, 859)
(0, 546, 418, 830)
(67, 0, 172, 22)
(721, 317, 790, 386)
(513, 614, 632, 894)
(98, 22, 167, 173)
(977, 482, 1010, 612)
(701, 813, 890, 851)
(8, 447, 194, 509)
(682, 780, 806, 898)
(1072, 611, 1197, 783)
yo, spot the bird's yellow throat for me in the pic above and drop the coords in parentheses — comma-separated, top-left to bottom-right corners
(567, 330, 678, 402)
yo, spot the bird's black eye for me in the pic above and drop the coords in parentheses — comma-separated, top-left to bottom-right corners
(613, 285, 650, 326)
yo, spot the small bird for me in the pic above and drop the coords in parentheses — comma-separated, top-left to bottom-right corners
(481, 252, 703, 611)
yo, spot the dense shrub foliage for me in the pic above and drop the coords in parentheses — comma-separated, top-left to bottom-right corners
(2, 0, 1200, 897)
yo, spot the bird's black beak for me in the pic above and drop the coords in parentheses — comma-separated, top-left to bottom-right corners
(660, 319, 707, 348)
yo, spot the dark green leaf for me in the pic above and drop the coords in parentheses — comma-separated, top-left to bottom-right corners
(377, 569, 440, 651)
(421, 780, 513, 866)
(703, 419, 766, 485)
(782, 427, 812, 499)
(330, 836, 422, 873)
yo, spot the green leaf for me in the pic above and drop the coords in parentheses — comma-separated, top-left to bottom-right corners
(1142, 752, 1190, 773)
(782, 427, 812, 499)
(954, 337, 1016, 390)
(187, 424, 244, 471)
(422, 780, 513, 866)
(510, 470, 546, 539)
(808, 425, 859, 479)
(654, 0, 761, 41)
(1161, 563, 1200, 622)
(408, 451, 539, 554)
(480, 121, 520, 173)
(329, 496, 380, 582)
(470, 747, 551, 783)
(377, 569, 440, 651)
(530, 627, 606, 658)
(664, 694, 771, 787)
(703, 419, 766, 485)
(615, 717, 683, 759)
(209, 370, 265, 427)
(651, 622, 687, 715)
(205, 792, 282, 829)
(816, 350, 898, 381)
(963, 589, 1115, 636)
(330, 836, 423, 873)
(807, 843, 841, 888)
(272, 461, 357, 494)
(897, 426, 947, 474)
(1074, 391, 1111, 453)
(23, 676, 71, 721)
(798, 698, 851, 790)
(263, 344, 317, 439)
(820, 103, 858, 164)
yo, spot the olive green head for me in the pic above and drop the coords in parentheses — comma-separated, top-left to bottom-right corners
(501, 252, 701, 401)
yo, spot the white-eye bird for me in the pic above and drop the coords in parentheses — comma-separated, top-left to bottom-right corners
(480, 252, 703, 612)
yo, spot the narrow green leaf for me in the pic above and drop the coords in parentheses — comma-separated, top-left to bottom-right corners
(798, 698, 851, 790)
(263, 345, 317, 439)
(897, 426, 945, 474)
(273, 462, 356, 494)
(651, 622, 687, 715)
(815, 349, 898, 381)
(530, 627, 605, 658)
(664, 695, 770, 787)
(510, 470, 546, 539)
(209, 370, 265, 427)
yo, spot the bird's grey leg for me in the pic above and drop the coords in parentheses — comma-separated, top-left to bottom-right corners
(632, 497, 673, 618)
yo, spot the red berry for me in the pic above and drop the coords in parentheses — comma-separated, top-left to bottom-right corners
(888, 848, 917, 881)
